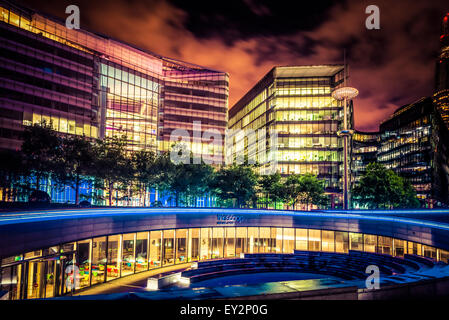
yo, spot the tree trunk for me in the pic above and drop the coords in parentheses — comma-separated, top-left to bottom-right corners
(75, 175, 80, 205)
(108, 181, 113, 206)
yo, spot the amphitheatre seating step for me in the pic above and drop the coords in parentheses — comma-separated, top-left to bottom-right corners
(187, 265, 366, 283)
(293, 250, 405, 274)
(348, 251, 420, 271)
(178, 252, 442, 292)
(346, 251, 408, 273)
(404, 254, 436, 268)
(184, 256, 372, 281)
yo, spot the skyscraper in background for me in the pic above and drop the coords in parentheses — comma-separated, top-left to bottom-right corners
(434, 13, 449, 127)
(351, 130, 379, 184)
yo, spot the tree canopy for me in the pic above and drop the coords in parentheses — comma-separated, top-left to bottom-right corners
(352, 162, 420, 209)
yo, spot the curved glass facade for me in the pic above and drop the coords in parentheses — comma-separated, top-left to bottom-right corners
(1, 225, 448, 300)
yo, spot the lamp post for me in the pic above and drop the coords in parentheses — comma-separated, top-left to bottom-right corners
(332, 86, 358, 210)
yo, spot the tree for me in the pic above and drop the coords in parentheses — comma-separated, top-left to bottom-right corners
(131, 150, 157, 206)
(210, 164, 259, 208)
(168, 155, 214, 207)
(55, 135, 94, 205)
(92, 135, 128, 206)
(21, 121, 62, 192)
(258, 172, 283, 208)
(283, 173, 328, 210)
(352, 162, 420, 209)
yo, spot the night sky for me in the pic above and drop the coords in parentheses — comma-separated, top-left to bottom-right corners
(16, 0, 449, 131)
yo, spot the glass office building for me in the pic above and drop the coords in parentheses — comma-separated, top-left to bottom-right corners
(0, 0, 228, 154)
(378, 97, 449, 206)
(351, 131, 379, 184)
(0, 0, 228, 203)
(227, 66, 352, 207)
(434, 13, 449, 138)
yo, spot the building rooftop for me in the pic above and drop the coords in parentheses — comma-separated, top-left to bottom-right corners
(273, 65, 344, 78)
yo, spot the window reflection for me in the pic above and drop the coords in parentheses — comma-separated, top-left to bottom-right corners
(247, 227, 259, 254)
(175, 229, 187, 264)
(149, 231, 161, 268)
(188, 229, 200, 262)
(122, 234, 135, 276)
(106, 235, 120, 281)
(309, 229, 321, 251)
(321, 230, 335, 252)
(378, 236, 392, 255)
(259, 227, 271, 253)
(77, 239, 91, 288)
(283, 228, 295, 253)
(349, 233, 363, 251)
(225, 227, 236, 257)
(235, 227, 247, 256)
(212, 228, 224, 259)
(162, 230, 175, 266)
(91, 237, 106, 285)
(364, 234, 377, 253)
(200, 228, 211, 260)
(136, 232, 148, 272)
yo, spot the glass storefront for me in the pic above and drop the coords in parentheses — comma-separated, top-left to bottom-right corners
(135, 232, 148, 272)
(106, 235, 120, 281)
(149, 231, 162, 269)
(121, 234, 135, 276)
(2, 226, 449, 300)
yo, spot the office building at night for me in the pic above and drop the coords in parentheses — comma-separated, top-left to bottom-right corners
(434, 13, 449, 126)
(378, 97, 449, 206)
(351, 130, 379, 184)
(227, 65, 353, 207)
(375, 14, 449, 207)
(0, 0, 228, 204)
(0, 0, 228, 158)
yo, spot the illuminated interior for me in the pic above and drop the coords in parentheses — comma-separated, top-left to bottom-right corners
(1, 225, 447, 300)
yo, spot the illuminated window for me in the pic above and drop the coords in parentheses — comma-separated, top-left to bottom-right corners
(295, 229, 308, 251)
(121, 233, 135, 276)
(91, 237, 107, 285)
(149, 231, 161, 268)
(349, 233, 363, 251)
(335, 231, 348, 253)
(224, 227, 236, 257)
(175, 229, 187, 264)
(308, 229, 321, 251)
(162, 230, 174, 266)
(283, 228, 295, 253)
(188, 229, 200, 261)
(322, 230, 335, 252)
(135, 232, 148, 272)
(364, 234, 377, 253)
(106, 235, 120, 281)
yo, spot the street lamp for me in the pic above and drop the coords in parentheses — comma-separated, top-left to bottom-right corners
(332, 86, 358, 210)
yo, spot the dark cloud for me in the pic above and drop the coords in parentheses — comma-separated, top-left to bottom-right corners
(15, 0, 449, 131)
